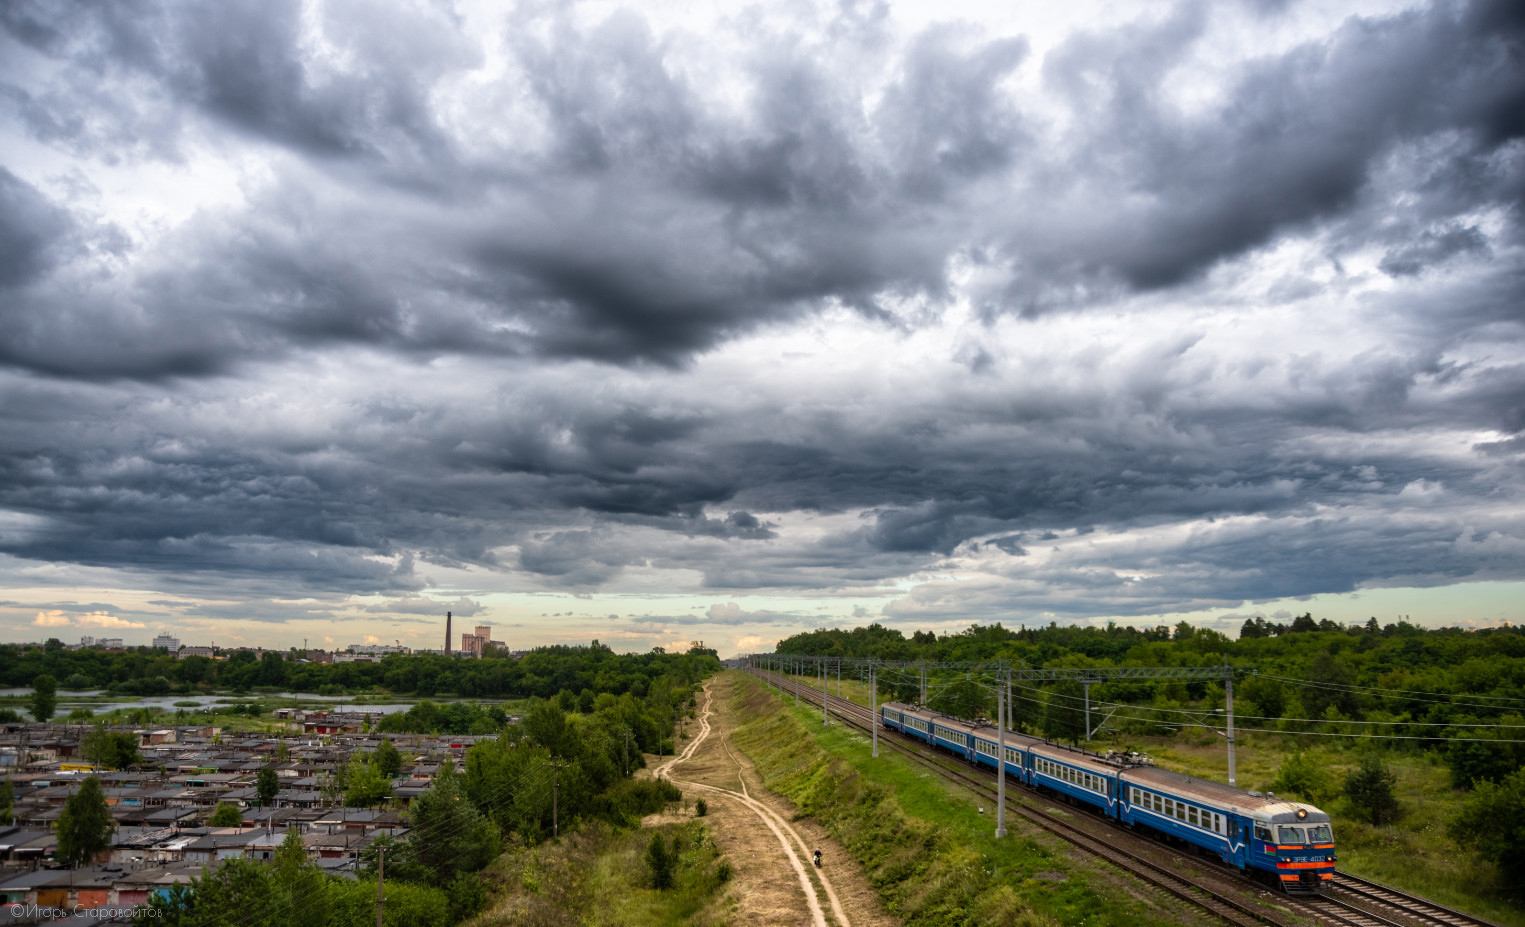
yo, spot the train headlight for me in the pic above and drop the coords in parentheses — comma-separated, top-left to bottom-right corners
(1296, 809, 1307, 820)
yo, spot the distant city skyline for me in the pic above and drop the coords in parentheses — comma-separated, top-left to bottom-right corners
(1, 0, 1522, 658)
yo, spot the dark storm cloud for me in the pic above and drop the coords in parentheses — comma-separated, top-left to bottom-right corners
(0, 0, 1513, 377)
(0, 167, 71, 287)
(0, 0, 1522, 629)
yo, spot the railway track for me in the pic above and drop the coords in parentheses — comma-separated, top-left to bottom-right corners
(750, 670, 1504, 927)
(1326, 874, 1512, 927)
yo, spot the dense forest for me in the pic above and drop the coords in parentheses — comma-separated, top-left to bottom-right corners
(773, 618, 1525, 778)
(0, 639, 718, 700)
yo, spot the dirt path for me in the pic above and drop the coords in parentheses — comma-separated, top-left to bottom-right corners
(654, 677, 895, 927)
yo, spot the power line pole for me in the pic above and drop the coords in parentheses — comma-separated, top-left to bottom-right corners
(870, 663, 878, 759)
(551, 758, 568, 838)
(1225, 665, 1236, 786)
(822, 659, 828, 725)
(920, 662, 927, 706)
(995, 664, 1008, 838)
(375, 846, 385, 927)
(1082, 680, 1092, 743)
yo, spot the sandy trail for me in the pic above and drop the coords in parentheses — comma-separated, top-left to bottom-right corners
(656, 682, 854, 927)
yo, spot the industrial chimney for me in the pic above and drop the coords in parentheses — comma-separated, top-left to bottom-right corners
(445, 611, 452, 655)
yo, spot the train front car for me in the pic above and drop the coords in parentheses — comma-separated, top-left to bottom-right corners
(1247, 802, 1336, 893)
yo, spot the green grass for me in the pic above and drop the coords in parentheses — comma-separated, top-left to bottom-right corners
(468, 820, 733, 927)
(769, 668, 1525, 926)
(728, 670, 1223, 927)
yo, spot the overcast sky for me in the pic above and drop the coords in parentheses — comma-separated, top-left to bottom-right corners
(0, 0, 1521, 656)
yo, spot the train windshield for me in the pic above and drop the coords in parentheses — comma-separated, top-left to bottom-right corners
(1276, 826, 1306, 844)
(1307, 824, 1332, 843)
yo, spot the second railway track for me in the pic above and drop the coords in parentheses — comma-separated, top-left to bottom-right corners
(750, 669, 1504, 927)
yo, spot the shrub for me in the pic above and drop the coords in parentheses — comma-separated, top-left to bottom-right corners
(1343, 753, 1400, 825)
(645, 833, 675, 890)
(1269, 752, 1334, 803)
(1449, 767, 1525, 883)
(695, 798, 707, 817)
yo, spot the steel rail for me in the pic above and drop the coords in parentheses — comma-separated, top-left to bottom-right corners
(751, 670, 1495, 927)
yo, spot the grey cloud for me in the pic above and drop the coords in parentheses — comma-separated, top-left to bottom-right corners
(362, 595, 482, 617)
(0, 167, 71, 288)
(0, 0, 1520, 630)
(1380, 223, 1490, 277)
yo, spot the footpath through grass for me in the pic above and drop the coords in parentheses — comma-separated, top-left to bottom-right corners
(467, 819, 733, 927)
(727, 671, 1213, 927)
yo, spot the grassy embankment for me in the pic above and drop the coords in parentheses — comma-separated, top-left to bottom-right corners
(773, 670, 1525, 927)
(466, 820, 733, 927)
(730, 670, 1227, 927)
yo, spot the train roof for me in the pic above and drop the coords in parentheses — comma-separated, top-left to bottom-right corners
(882, 702, 1329, 823)
(1122, 765, 1328, 823)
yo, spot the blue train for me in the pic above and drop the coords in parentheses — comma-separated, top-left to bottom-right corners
(879, 701, 1336, 893)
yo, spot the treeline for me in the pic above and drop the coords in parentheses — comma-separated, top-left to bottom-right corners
(775, 619, 1525, 780)
(0, 639, 718, 700)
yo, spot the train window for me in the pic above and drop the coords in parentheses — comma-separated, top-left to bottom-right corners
(1153, 794, 1162, 813)
(1308, 824, 1332, 842)
(1176, 803, 1185, 821)
(1254, 823, 1273, 842)
(1131, 788, 1141, 804)
(1188, 807, 1198, 826)
(1277, 826, 1306, 845)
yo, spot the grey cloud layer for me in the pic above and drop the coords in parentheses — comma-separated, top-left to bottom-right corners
(0, 0, 1522, 624)
(1, 0, 1520, 374)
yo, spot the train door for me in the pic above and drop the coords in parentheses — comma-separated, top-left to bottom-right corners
(1252, 820, 1278, 872)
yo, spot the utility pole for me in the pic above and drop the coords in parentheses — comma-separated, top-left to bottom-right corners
(551, 758, 568, 838)
(822, 659, 828, 725)
(837, 659, 841, 698)
(1225, 666, 1236, 786)
(1082, 680, 1092, 743)
(793, 658, 799, 707)
(870, 663, 878, 759)
(623, 727, 631, 777)
(920, 662, 927, 706)
(996, 666, 1007, 838)
(375, 846, 385, 927)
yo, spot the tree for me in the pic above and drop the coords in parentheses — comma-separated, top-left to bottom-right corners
(31, 674, 57, 723)
(374, 738, 402, 779)
(343, 753, 391, 808)
(209, 803, 243, 827)
(82, 727, 142, 770)
(57, 776, 114, 866)
(1041, 680, 1087, 742)
(257, 767, 280, 808)
(524, 702, 576, 757)
(1270, 752, 1333, 804)
(1446, 734, 1523, 790)
(408, 760, 500, 882)
(1449, 767, 1525, 882)
(0, 778, 12, 826)
(1343, 753, 1400, 825)
(928, 677, 989, 722)
(645, 832, 675, 890)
